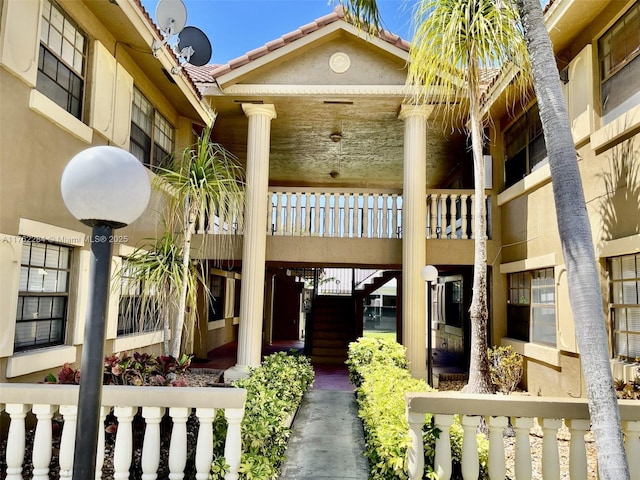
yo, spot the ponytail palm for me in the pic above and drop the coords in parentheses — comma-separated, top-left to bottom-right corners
(154, 126, 245, 358)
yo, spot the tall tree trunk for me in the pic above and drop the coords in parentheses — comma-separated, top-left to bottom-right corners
(516, 0, 629, 477)
(171, 198, 195, 358)
(466, 52, 493, 394)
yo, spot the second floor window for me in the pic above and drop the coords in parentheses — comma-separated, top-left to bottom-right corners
(130, 87, 175, 172)
(15, 241, 71, 351)
(609, 253, 640, 361)
(507, 268, 556, 346)
(37, 0, 87, 120)
(504, 104, 547, 189)
(599, 3, 640, 123)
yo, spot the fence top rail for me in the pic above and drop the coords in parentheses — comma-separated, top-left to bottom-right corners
(0, 383, 247, 409)
(405, 392, 640, 421)
(268, 187, 402, 195)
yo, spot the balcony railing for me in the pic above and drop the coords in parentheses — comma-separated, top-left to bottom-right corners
(194, 188, 486, 239)
(405, 391, 640, 480)
(1, 383, 247, 480)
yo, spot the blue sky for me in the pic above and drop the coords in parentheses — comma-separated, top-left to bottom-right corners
(140, 0, 413, 65)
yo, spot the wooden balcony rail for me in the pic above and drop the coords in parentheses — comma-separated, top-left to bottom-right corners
(405, 392, 640, 480)
(1, 383, 247, 480)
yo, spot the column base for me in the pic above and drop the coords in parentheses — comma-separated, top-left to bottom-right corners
(224, 364, 251, 382)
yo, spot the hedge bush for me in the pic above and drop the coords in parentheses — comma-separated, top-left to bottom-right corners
(211, 351, 315, 479)
(347, 337, 489, 480)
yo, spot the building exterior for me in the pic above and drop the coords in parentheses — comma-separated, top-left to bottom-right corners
(1, 0, 638, 396)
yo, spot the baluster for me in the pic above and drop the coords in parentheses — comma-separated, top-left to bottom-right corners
(439, 194, 447, 239)
(59, 404, 78, 479)
(406, 411, 425, 480)
(392, 194, 399, 238)
(313, 194, 321, 236)
(195, 408, 216, 480)
(540, 418, 562, 480)
(513, 416, 534, 480)
(5, 404, 29, 480)
(294, 192, 302, 235)
(430, 194, 438, 239)
(113, 405, 137, 480)
(346, 193, 353, 237)
(333, 194, 341, 238)
(468, 194, 475, 239)
(276, 192, 284, 235)
(381, 194, 389, 238)
(303, 192, 311, 235)
(224, 408, 245, 480)
(141, 406, 165, 480)
(96, 406, 109, 480)
(566, 419, 589, 479)
(460, 194, 469, 239)
(450, 194, 459, 239)
(221, 192, 231, 233)
(32, 403, 56, 480)
(168, 407, 189, 479)
(362, 193, 369, 238)
(285, 192, 293, 235)
(236, 195, 244, 234)
(266, 193, 274, 235)
(434, 414, 455, 480)
(624, 421, 640, 480)
(373, 193, 381, 238)
(487, 416, 508, 480)
(196, 199, 205, 233)
(461, 415, 480, 480)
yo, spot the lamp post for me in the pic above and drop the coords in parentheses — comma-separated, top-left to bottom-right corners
(61, 146, 150, 479)
(421, 265, 438, 387)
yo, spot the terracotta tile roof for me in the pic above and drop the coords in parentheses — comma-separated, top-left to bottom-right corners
(196, 5, 410, 82)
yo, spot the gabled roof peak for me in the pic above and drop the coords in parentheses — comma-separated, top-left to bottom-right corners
(185, 5, 410, 83)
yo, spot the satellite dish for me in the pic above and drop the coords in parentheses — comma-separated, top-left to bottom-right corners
(177, 26, 212, 66)
(156, 0, 187, 36)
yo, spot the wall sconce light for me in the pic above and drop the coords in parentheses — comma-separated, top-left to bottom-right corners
(330, 133, 342, 142)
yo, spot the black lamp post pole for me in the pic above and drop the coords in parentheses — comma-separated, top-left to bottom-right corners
(73, 224, 113, 479)
(427, 281, 433, 387)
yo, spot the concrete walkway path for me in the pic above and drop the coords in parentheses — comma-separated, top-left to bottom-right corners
(279, 389, 369, 480)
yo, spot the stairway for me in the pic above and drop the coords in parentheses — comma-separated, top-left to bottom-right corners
(310, 296, 356, 364)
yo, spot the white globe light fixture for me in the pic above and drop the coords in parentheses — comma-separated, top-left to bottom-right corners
(61, 146, 150, 479)
(421, 264, 438, 386)
(61, 146, 150, 227)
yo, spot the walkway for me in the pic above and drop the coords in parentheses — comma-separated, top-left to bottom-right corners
(278, 388, 369, 480)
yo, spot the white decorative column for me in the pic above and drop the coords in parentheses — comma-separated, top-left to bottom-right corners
(227, 104, 276, 381)
(399, 105, 429, 379)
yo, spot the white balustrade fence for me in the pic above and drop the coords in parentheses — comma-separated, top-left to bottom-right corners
(405, 392, 640, 480)
(1, 383, 247, 480)
(195, 188, 485, 239)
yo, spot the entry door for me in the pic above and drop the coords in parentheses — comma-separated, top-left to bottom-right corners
(272, 274, 302, 341)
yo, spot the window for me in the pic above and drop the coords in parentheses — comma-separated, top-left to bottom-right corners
(117, 260, 160, 336)
(15, 241, 71, 351)
(599, 4, 640, 123)
(609, 253, 640, 360)
(37, 0, 87, 119)
(209, 275, 226, 321)
(507, 268, 556, 346)
(504, 104, 547, 189)
(130, 87, 175, 172)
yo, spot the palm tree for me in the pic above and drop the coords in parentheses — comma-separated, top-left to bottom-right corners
(154, 126, 245, 358)
(342, 0, 530, 393)
(515, 1, 629, 477)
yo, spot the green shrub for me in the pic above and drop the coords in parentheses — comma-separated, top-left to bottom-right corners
(211, 351, 315, 480)
(347, 337, 489, 480)
(346, 336, 408, 387)
(487, 345, 523, 394)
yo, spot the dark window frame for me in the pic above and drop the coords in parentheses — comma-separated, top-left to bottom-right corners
(117, 259, 161, 337)
(37, 0, 87, 120)
(15, 241, 71, 352)
(609, 253, 640, 361)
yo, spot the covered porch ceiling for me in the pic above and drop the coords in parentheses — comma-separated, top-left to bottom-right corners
(208, 93, 468, 190)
